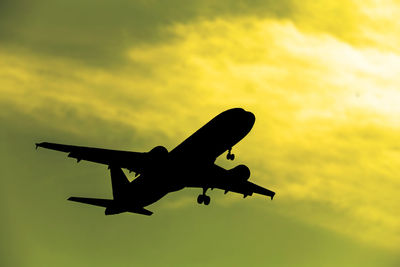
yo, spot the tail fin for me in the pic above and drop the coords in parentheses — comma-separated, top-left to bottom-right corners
(68, 167, 153, 216)
(109, 165, 129, 200)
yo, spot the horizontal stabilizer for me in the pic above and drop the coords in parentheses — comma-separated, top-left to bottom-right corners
(69, 197, 153, 216)
(128, 207, 153, 216)
(68, 197, 113, 208)
(105, 206, 153, 216)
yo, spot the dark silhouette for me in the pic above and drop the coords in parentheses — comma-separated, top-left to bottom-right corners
(36, 108, 275, 216)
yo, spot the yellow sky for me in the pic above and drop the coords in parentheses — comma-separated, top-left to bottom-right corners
(1, 0, 400, 264)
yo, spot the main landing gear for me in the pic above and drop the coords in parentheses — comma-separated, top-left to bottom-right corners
(226, 148, 235, 161)
(197, 188, 211, 205)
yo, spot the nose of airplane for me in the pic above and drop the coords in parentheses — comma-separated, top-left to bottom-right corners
(222, 108, 255, 128)
(246, 111, 256, 127)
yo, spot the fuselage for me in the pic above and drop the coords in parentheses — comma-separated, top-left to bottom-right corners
(121, 108, 256, 208)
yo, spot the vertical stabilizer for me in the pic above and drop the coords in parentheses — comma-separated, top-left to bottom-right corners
(109, 166, 129, 199)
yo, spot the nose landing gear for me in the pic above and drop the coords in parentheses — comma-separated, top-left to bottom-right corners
(197, 188, 211, 205)
(226, 148, 235, 160)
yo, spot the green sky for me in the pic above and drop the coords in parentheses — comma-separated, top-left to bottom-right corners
(1, 1, 400, 266)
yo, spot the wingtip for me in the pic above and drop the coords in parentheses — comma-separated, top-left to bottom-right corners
(35, 142, 44, 150)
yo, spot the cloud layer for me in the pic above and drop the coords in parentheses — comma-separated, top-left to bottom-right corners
(2, 0, 400, 265)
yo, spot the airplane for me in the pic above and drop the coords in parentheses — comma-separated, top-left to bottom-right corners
(36, 108, 275, 216)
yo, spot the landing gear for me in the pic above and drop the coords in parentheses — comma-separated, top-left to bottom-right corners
(197, 194, 204, 204)
(226, 148, 235, 160)
(203, 195, 210, 205)
(197, 188, 211, 205)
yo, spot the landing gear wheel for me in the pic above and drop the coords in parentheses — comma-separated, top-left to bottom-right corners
(227, 148, 235, 160)
(204, 195, 211, 205)
(197, 194, 204, 204)
(226, 153, 235, 160)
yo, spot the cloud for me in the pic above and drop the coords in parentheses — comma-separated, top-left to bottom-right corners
(3, 0, 396, 66)
(2, 0, 400, 253)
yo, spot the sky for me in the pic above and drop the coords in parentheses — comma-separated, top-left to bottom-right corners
(1, 0, 400, 266)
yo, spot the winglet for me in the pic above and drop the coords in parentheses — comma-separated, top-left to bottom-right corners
(271, 192, 275, 200)
(35, 143, 40, 150)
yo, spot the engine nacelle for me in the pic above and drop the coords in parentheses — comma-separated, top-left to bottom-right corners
(148, 145, 169, 162)
(228, 164, 250, 181)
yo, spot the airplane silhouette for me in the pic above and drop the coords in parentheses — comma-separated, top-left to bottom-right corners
(36, 108, 275, 216)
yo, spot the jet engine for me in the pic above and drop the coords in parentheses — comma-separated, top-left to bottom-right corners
(228, 164, 250, 181)
(148, 146, 168, 161)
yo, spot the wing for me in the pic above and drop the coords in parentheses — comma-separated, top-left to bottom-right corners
(197, 164, 275, 199)
(36, 142, 148, 173)
(221, 180, 276, 199)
